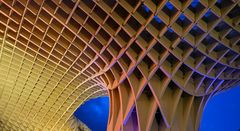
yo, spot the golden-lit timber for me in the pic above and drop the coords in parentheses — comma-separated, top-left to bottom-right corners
(0, 0, 240, 130)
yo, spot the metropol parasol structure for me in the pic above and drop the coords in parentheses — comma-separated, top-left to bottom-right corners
(0, 0, 239, 130)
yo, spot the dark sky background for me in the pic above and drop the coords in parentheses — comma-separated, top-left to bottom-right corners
(74, 96, 109, 131)
(201, 86, 240, 131)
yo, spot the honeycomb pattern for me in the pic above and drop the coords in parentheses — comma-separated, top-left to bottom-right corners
(0, 0, 240, 130)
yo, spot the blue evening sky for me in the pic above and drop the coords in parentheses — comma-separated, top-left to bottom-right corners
(74, 96, 109, 131)
(201, 86, 240, 131)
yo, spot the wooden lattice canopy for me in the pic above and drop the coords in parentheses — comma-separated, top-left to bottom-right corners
(0, 0, 240, 130)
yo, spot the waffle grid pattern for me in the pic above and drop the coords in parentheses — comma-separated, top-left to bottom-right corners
(0, 0, 240, 130)
(62, 115, 90, 131)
